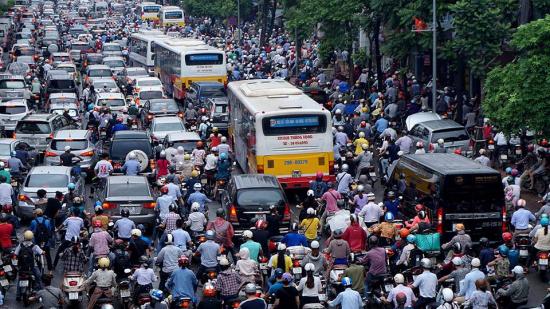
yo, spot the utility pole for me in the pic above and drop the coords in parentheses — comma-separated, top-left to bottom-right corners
(237, 0, 241, 41)
(432, 0, 437, 112)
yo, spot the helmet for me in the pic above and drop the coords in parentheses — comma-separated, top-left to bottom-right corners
(10, 151, 16, 157)
(191, 170, 199, 177)
(131, 229, 142, 237)
(304, 263, 315, 272)
(360, 121, 367, 127)
(24, 230, 34, 240)
(512, 265, 524, 275)
(416, 141, 424, 148)
(306, 189, 314, 197)
(216, 208, 225, 217)
(219, 257, 230, 266)
(128, 152, 137, 160)
(368, 235, 379, 246)
(511, 168, 519, 177)
(203, 283, 217, 297)
(178, 255, 189, 267)
(358, 132, 365, 138)
(310, 240, 320, 249)
(406, 234, 416, 243)
(191, 202, 200, 211)
(361, 143, 368, 150)
(335, 109, 342, 115)
(34, 208, 43, 216)
(206, 230, 215, 240)
(437, 138, 444, 145)
(479, 237, 489, 247)
(282, 272, 293, 283)
(120, 208, 130, 217)
(196, 141, 204, 148)
(341, 277, 352, 287)
(498, 244, 509, 257)
(420, 258, 432, 269)
(244, 283, 256, 294)
(306, 208, 315, 215)
(93, 220, 102, 228)
(291, 222, 299, 231)
(333, 229, 343, 238)
(98, 257, 110, 268)
(451, 257, 463, 266)
(357, 185, 364, 192)
(517, 199, 526, 207)
(451, 242, 462, 253)
(165, 234, 173, 244)
(502, 232, 513, 242)
(278, 243, 287, 251)
(341, 164, 349, 172)
(0, 162, 4, 169)
(150, 289, 164, 301)
(505, 167, 512, 174)
(243, 230, 253, 239)
(220, 152, 228, 160)
(384, 212, 394, 222)
(542, 218, 550, 227)
(387, 191, 395, 198)
(221, 136, 227, 143)
(418, 210, 427, 219)
(399, 228, 410, 239)
(471, 258, 481, 267)
(455, 223, 464, 231)
(274, 268, 284, 278)
(394, 273, 404, 284)
(367, 192, 376, 200)
(415, 204, 424, 212)
(101, 305, 115, 309)
(315, 171, 323, 179)
(160, 150, 166, 158)
(211, 147, 218, 153)
(193, 183, 202, 191)
(68, 183, 76, 190)
(442, 288, 454, 302)
(64, 145, 71, 151)
(160, 186, 169, 194)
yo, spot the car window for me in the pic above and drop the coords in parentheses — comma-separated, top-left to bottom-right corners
(139, 91, 163, 100)
(26, 173, 68, 187)
(110, 139, 152, 160)
(16, 121, 51, 134)
(88, 69, 112, 77)
(154, 121, 184, 132)
(0, 105, 26, 114)
(137, 80, 161, 87)
(49, 79, 76, 90)
(431, 128, 470, 143)
(237, 188, 284, 207)
(108, 181, 149, 197)
(421, 128, 430, 140)
(0, 144, 11, 156)
(98, 98, 125, 107)
(0, 80, 25, 89)
(51, 139, 87, 150)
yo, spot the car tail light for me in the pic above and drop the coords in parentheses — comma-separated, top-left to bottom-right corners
(80, 150, 94, 157)
(144, 202, 156, 209)
(229, 204, 238, 222)
(436, 207, 443, 234)
(47, 133, 53, 139)
(177, 111, 183, 118)
(208, 271, 217, 279)
(293, 259, 300, 267)
(18, 194, 31, 202)
(283, 203, 291, 221)
(502, 207, 507, 232)
(147, 114, 154, 120)
(428, 143, 434, 152)
(259, 256, 268, 263)
(44, 151, 58, 157)
(69, 280, 77, 286)
(102, 202, 118, 209)
(268, 239, 277, 252)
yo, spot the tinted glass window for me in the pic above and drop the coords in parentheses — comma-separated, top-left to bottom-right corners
(0, 106, 26, 114)
(110, 140, 152, 160)
(237, 189, 284, 207)
(51, 139, 87, 150)
(26, 174, 68, 187)
(137, 79, 161, 87)
(88, 69, 112, 77)
(140, 91, 163, 100)
(0, 80, 25, 89)
(103, 45, 121, 51)
(98, 99, 125, 107)
(214, 104, 227, 113)
(49, 80, 76, 90)
(200, 86, 225, 98)
(150, 101, 178, 112)
(109, 182, 150, 197)
(164, 11, 182, 19)
(127, 69, 148, 77)
(442, 175, 503, 213)
(16, 121, 51, 134)
(154, 121, 183, 132)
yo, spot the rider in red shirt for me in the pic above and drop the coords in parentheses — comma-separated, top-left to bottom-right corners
(156, 151, 169, 179)
(0, 214, 13, 250)
(342, 215, 367, 252)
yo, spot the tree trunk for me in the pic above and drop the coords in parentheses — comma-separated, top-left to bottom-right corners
(266, 0, 277, 40)
(373, 17, 383, 91)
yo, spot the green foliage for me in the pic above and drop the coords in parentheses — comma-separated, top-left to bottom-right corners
(181, 0, 251, 20)
(0, 0, 14, 14)
(483, 16, 550, 137)
(532, 0, 550, 16)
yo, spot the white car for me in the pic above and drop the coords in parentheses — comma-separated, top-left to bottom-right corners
(102, 56, 126, 75)
(0, 99, 29, 131)
(136, 86, 164, 102)
(149, 116, 185, 141)
(135, 77, 163, 90)
(94, 92, 126, 112)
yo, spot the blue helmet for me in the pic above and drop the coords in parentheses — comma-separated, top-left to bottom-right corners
(220, 152, 228, 160)
(10, 151, 16, 157)
(505, 167, 512, 174)
(384, 212, 394, 222)
(406, 235, 416, 243)
(274, 268, 284, 278)
(542, 217, 549, 227)
(68, 183, 76, 190)
(95, 201, 102, 207)
(149, 289, 163, 301)
(498, 244, 509, 257)
(341, 277, 352, 287)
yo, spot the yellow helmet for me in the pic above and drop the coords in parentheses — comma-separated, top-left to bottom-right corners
(212, 127, 219, 133)
(98, 257, 110, 268)
(24, 230, 34, 240)
(34, 208, 44, 216)
(183, 154, 191, 160)
(191, 170, 199, 177)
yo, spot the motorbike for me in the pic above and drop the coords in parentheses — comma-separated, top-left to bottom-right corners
(258, 256, 269, 283)
(18, 270, 35, 306)
(515, 234, 531, 266)
(536, 251, 549, 282)
(326, 264, 347, 300)
(287, 246, 310, 281)
(62, 272, 86, 307)
(201, 266, 219, 285)
(118, 269, 132, 309)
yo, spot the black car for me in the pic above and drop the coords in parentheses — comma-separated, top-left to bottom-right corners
(140, 99, 183, 127)
(185, 82, 226, 107)
(109, 131, 154, 175)
(45, 76, 78, 100)
(219, 174, 291, 236)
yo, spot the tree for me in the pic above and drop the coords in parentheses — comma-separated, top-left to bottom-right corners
(483, 15, 550, 137)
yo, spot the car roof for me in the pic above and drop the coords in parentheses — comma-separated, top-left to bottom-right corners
(52, 52, 70, 56)
(107, 175, 148, 184)
(166, 131, 200, 142)
(21, 113, 58, 121)
(113, 130, 149, 139)
(232, 174, 280, 190)
(152, 116, 183, 124)
(405, 113, 443, 131)
(96, 92, 124, 99)
(30, 165, 72, 175)
(49, 92, 77, 98)
(53, 129, 88, 139)
(415, 119, 464, 131)
(50, 103, 78, 109)
(401, 153, 500, 175)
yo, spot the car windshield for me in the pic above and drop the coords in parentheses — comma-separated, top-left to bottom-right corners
(431, 128, 470, 143)
(16, 121, 51, 134)
(110, 140, 152, 160)
(57, 67, 75, 73)
(104, 60, 125, 68)
(103, 45, 121, 51)
(88, 69, 112, 77)
(0, 80, 25, 89)
(49, 80, 76, 89)
(201, 87, 225, 98)
(98, 99, 125, 107)
(154, 121, 183, 132)
(137, 80, 161, 87)
(237, 188, 284, 207)
(214, 104, 227, 113)
(127, 69, 147, 76)
(53, 56, 70, 62)
(0, 144, 11, 156)
(51, 139, 87, 150)
(171, 141, 196, 153)
(26, 174, 68, 187)
(108, 182, 150, 197)
(50, 98, 76, 105)
(0, 105, 26, 114)
(52, 109, 77, 117)
(93, 81, 117, 89)
(71, 44, 88, 51)
(150, 101, 177, 112)
(87, 55, 103, 63)
(140, 91, 163, 100)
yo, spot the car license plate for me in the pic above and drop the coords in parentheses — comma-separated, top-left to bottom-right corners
(121, 206, 140, 215)
(255, 214, 266, 221)
(540, 259, 549, 266)
(520, 249, 529, 256)
(488, 145, 495, 150)
(19, 280, 29, 287)
(69, 292, 79, 300)
(3, 265, 12, 272)
(0, 279, 8, 286)
(120, 289, 131, 298)
(292, 170, 301, 178)
(500, 154, 508, 160)
(293, 267, 302, 274)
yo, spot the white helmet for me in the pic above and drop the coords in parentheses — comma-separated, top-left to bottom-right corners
(193, 183, 202, 191)
(310, 240, 320, 249)
(471, 258, 481, 268)
(341, 164, 349, 172)
(191, 202, 200, 211)
(358, 132, 365, 138)
(64, 145, 71, 151)
(357, 185, 364, 192)
(0, 162, 4, 168)
(451, 257, 463, 266)
(437, 138, 444, 145)
(304, 263, 315, 272)
(221, 136, 227, 143)
(306, 208, 315, 215)
(160, 150, 166, 157)
(512, 265, 524, 275)
(420, 258, 432, 269)
(131, 229, 142, 237)
(243, 230, 253, 239)
(335, 109, 342, 115)
(277, 243, 287, 251)
(442, 288, 454, 302)
(128, 152, 137, 160)
(366, 192, 375, 200)
(177, 146, 184, 153)
(219, 257, 230, 266)
(306, 189, 314, 197)
(394, 273, 404, 284)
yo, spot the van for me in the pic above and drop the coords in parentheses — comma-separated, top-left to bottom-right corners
(389, 153, 505, 242)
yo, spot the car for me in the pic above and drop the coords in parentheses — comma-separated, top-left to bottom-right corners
(101, 42, 123, 57)
(102, 56, 126, 75)
(55, 62, 80, 84)
(149, 116, 185, 141)
(69, 41, 92, 64)
(14, 113, 77, 152)
(90, 78, 120, 95)
(48, 103, 80, 122)
(94, 92, 126, 112)
(109, 130, 154, 174)
(116, 67, 149, 89)
(44, 129, 97, 170)
(134, 77, 162, 90)
(82, 53, 103, 69)
(405, 112, 442, 131)
(15, 55, 36, 69)
(206, 97, 229, 132)
(45, 92, 79, 110)
(0, 75, 30, 100)
(140, 98, 183, 126)
(185, 81, 226, 107)
(50, 52, 72, 65)
(163, 131, 201, 154)
(219, 174, 291, 236)
(84, 64, 113, 86)
(0, 99, 29, 131)
(97, 175, 156, 225)
(0, 138, 25, 163)
(17, 166, 84, 219)
(408, 119, 471, 153)
(135, 86, 164, 103)
(45, 75, 78, 100)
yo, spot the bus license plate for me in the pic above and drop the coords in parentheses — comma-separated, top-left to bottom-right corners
(292, 170, 301, 178)
(69, 292, 79, 300)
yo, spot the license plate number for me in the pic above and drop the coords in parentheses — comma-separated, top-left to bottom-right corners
(131, 125, 137, 129)
(3, 265, 12, 272)
(515, 150, 522, 155)
(488, 145, 495, 150)
(201, 178, 208, 185)
(385, 284, 394, 292)
(293, 267, 302, 274)
(120, 289, 131, 298)
(540, 259, 549, 266)
(255, 214, 266, 221)
(0, 279, 8, 286)
(121, 206, 140, 215)
(520, 249, 529, 256)
(69, 292, 79, 300)
(19, 280, 29, 287)
(369, 172, 376, 177)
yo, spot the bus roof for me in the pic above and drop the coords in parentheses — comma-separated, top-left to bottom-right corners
(227, 79, 328, 115)
(401, 153, 500, 175)
(130, 31, 170, 42)
(160, 6, 182, 11)
(154, 38, 220, 55)
(140, 2, 161, 6)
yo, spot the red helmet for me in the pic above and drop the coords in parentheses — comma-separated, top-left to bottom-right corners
(160, 186, 169, 194)
(178, 255, 189, 266)
(196, 141, 204, 148)
(255, 220, 266, 229)
(502, 232, 513, 242)
(93, 220, 102, 228)
(2, 204, 12, 213)
(415, 204, 424, 212)
(511, 169, 519, 177)
(541, 139, 549, 147)
(360, 121, 367, 128)
(315, 171, 323, 179)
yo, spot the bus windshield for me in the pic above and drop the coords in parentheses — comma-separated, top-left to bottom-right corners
(262, 115, 327, 136)
(165, 11, 183, 19)
(143, 6, 160, 13)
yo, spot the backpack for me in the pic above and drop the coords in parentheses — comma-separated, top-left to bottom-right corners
(113, 250, 130, 275)
(34, 218, 50, 245)
(18, 243, 35, 271)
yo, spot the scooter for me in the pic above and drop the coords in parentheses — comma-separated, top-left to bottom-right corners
(18, 270, 35, 306)
(536, 251, 549, 282)
(515, 234, 531, 266)
(62, 272, 86, 307)
(118, 269, 132, 309)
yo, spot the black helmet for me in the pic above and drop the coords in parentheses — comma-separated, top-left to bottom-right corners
(418, 210, 427, 219)
(336, 199, 345, 208)
(451, 242, 462, 253)
(369, 235, 379, 247)
(216, 208, 225, 217)
(479, 237, 489, 247)
(121, 209, 130, 217)
(169, 204, 178, 212)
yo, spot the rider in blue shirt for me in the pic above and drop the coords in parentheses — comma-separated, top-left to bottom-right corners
(166, 256, 198, 303)
(121, 152, 141, 176)
(281, 223, 308, 247)
(187, 183, 212, 212)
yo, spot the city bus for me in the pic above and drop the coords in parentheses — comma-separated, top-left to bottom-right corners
(136, 2, 162, 22)
(153, 39, 227, 101)
(159, 6, 185, 27)
(128, 30, 169, 74)
(227, 79, 335, 189)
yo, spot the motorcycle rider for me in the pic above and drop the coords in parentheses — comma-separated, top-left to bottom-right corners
(214, 257, 242, 302)
(166, 255, 198, 306)
(157, 232, 184, 293)
(128, 228, 150, 266)
(487, 245, 511, 286)
(240, 230, 262, 262)
(15, 230, 44, 300)
(186, 202, 207, 237)
(214, 152, 231, 193)
(195, 229, 221, 281)
(53, 210, 85, 269)
(354, 145, 373, 182)
(0, 162, 10, 184)
(0, 213, 13, 252)
(197, 282, 223, 309)
(464, 279, 497, 309)
(309, 171, 327, 198)
(60, 146, 82, 167)
(206, 209, 235, 260)
(121, 151, 141, 176)
(281, 223, 308, 247)
(0, 175, 12, 211)
(336, 164, 352, 196)
(240, 283, 267, 309)
(30, 209, 53, 271)
(187, 183, 212, 212)
(114, 208, 136, 241)
(386, 273, 416, 308)
(83, 257, 117, 309)
(87, 220, 113, 276)
(131, 256, 157, 304)
(145, 290, 169, 309)
(328, 277, 363, 309)
(360, 235, 387, 297)
(409, 258, 437, 308)
(342, 214, 367, 252)
(496, 266, 529, 309)
(59, 236, 87, 273)
(191, 141, 206, 172)
(8, 151, 25, 180)
(442, 223, 472, 254)
(511, 199, 535, 239)
(91, 204, 110, 230)
(439, 257, 469, 293)
(456, 258, 486, 304)
(217, 136, 232, 157)
(358, 192, 383, 227)
(437, 288, 459, 309)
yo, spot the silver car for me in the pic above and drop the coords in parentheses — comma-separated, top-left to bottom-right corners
(149, 116, 186, 141)
(0, 99, 29, 131)
(17, 166, 84, 219)
(14, 113, 77, 152)
(44, 130, 98, 170)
